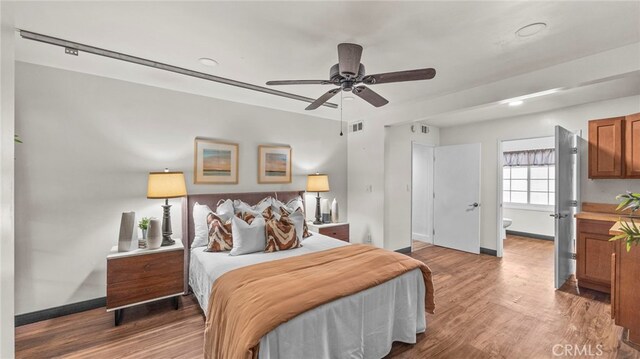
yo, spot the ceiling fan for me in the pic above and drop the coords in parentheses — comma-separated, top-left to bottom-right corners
(266, 43, 436, 110)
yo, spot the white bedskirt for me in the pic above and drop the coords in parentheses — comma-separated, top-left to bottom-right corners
(259, 268, 426, 359)
(189, 235, 426, 359)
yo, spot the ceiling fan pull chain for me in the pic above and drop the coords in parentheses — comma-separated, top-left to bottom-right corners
(340, 91, 344, 136)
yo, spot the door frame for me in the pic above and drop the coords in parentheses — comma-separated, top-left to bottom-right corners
(410, 141, 435, 253)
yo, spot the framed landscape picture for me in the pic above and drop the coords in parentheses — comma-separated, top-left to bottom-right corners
(194, 138, 239, 184)
(258, 145, 292, 184)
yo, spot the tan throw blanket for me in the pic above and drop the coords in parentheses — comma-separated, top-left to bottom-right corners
(203, 244, 435, 359)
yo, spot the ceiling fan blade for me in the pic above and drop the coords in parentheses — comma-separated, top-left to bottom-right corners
(305, 88, 341, 110)
(353, 86, 389, 107)
(266, 80, 334, 86)
(362, 68, 436, 85)
(337, 43, 363, 78)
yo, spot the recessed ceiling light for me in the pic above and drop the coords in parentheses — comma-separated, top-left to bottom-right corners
(508, 100, 524, 107)
(198, 58, 218, 67)
(343, 96, 354, 101)
(516, 22, 547, 37)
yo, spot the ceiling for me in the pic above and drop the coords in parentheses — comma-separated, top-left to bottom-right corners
(10, 1, 640, 126)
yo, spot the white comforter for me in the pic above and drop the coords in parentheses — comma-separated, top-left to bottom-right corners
(189, 234, 426, 359)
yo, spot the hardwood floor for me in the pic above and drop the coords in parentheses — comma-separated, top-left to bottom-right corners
(412, 239, 432, 251)
(16, 235, 639, 358)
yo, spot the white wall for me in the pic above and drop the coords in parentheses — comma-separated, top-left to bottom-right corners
(502, 136, 555, 152)
(0, 3, 15, 357)
(384, 123, 439, 251)
(14, 62, 348, 314)
(412, 143, 434, 243)
(347, 118, 386, 247)
(503, 208, 554, 237)
(440, 95, 640, 251)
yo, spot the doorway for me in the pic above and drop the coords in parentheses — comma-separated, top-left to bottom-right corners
(411, 142, 482, 254)
(411, 143, 434, 251)
(496, 127, 579, 289)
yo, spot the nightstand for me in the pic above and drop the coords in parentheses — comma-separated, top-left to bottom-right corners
(307, 222, 350, 242)
(106, 239, 184, 326)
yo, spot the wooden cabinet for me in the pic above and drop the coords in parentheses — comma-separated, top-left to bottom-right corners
(588, 113, 640, 179)
(576, 219, 616, 293)
(307, 222, 350, 242)
(625, 113, 640, 178)
(589, 117, 625, 178)
(610, 223, 640, 346)
(106, 239, 184, 325)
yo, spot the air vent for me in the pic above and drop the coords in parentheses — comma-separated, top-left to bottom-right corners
(350, 121, 364, 133)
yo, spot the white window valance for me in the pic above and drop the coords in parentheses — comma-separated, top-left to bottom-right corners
(503, 148, 555, 166)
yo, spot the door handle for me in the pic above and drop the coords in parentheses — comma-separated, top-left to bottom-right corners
(469, 202, 479, 208)
(550, 213, 568, 219)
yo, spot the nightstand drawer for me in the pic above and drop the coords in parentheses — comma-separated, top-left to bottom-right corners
(107, 250, 183, 284)
(319, 224, 349, 242)
(106, 269, 184, 309)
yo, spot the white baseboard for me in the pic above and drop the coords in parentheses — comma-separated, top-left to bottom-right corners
(412, 233, 431, 242)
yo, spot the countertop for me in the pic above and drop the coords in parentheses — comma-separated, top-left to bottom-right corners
(574, 211, 634, 222)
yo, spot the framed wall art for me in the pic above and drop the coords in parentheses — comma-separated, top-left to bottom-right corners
(194, 138, 239, 184)
(258, 145, 292, 184)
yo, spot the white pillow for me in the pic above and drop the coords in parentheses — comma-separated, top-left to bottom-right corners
(272, 196, 304, 215)
(192, 199, 234, 248)
(234, 197, 273, 214)
(192, 202, 213, 248)
(287, 210, 305, 243)
(229, 216, 266, 256)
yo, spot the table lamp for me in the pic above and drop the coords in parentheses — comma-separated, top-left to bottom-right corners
(147, 169, 187, 246)
(306, 173, 330, 225)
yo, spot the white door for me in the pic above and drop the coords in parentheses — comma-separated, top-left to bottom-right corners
(433, 143, 481, 254)
(553, 126, 578, 289)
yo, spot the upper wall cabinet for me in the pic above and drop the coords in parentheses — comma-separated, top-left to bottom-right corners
(588, 113, 640, 179)
(625, 113, 640, 178)
(589, 117, 625, 178)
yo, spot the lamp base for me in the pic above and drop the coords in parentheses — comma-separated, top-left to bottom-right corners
(314, 193, 322, 225)
(161, 200, 174, 247)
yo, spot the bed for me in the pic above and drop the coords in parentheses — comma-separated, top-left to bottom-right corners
(181, 191, 432, 359)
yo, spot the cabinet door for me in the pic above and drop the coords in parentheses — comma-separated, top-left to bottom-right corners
(615, 240, 640, 344)
(588, 117, 624, 178)
(577, 232, 615, 287)
(625, 113, 640, 178)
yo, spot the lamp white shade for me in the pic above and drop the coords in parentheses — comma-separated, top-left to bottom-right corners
(147, 171, 187, 199)
(306, 174, 330, 192)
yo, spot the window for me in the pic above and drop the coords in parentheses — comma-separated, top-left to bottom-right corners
(503, 165, 555, 206)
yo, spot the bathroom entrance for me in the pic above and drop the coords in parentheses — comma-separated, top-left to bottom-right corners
(497, 127, 579, 288)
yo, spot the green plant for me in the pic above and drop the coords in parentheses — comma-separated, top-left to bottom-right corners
(14, 135, 22, 143)
(609, 192, 640, 252)
(138, 217, 150, 230)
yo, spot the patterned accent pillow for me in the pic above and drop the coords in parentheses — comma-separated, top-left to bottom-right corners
(237, 206, 273, 224)
(265, 215, 300, 253)
(278, 207, 311, 238)
(205, 213, 233, 252)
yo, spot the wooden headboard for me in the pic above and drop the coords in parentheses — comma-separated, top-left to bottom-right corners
(180, 190, 305, 292)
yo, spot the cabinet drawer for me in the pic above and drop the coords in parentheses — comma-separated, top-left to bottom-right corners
(107, 250, 183, 284)
(319, 224, 349, 242)
(577, 219, 616, 235)
(106, 269, 184, 309)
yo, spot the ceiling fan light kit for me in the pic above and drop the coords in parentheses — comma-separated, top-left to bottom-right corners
(267, 43, 437, 110)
